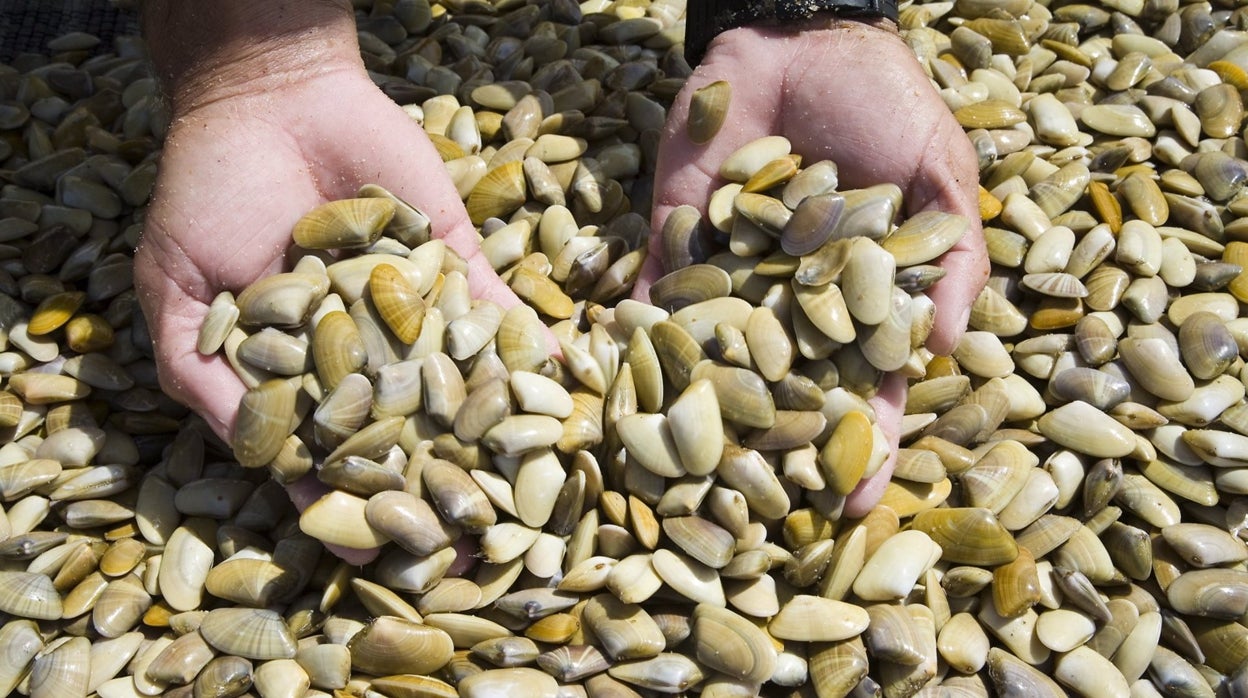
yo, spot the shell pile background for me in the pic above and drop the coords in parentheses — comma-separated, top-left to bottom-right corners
(2, 0, 1248, 696)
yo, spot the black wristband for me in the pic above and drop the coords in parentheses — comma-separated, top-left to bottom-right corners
(685, 0, 900, 67)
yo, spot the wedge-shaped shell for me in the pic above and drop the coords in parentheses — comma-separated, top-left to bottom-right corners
(819, 410, 874, 496)
(299, 490, 391, 549)
(293, 197, 395, 249)
(652, 548, 724, 606)
(199, 607, 296, 660)
(792, 281, 855, 344)
(0, 571, 61, 620)
(27, 290, 85, 336)
(735, 192, 792, 233)
(1167, 569, 1248, 619)
(346, 616, 454, 676)
(882, 210, 970, 266)
(203, 557, 296, 608)
(467, 160, 526, 225)
(1179, 311, 1238, 381)
(663, 516, 735, 569)
(235, 271, 328, 328)
(359, 183, 431, 246)
(1055, 645, 1131, 697)
(510, 371, 573, 419)
(7, 373, 90, 404)
(1037, 400, 1136, 458)
(93, 573, 151, 638)
(583, 594, 666, 661)
(369, 262, 426, 344)
(911, 508, 1018, 566)
(1080, 104, 1155, 137)
(312, 310, 367, 391)
(842, 237, 897, 324)
(853, 530, 942, 601)
(481, 414, 563, 457)
(0, 620, 43, 696)
(510, 266, 574, 319)
(233, 378, 298, 468)
(688, 80, 730, 145)
(458, 667, 558, 697)
(719, 136, 791, 182)
(512, 449, 564, 528)
(689, 361, 775, 430)
(716, 444, 790, 520)
(666, 379, 723, 476)
(649, 264, 732, 312)
(808, 638, 869, 698)
(690, 604, 775, 683)
(236, 328, 309, 375)
(954, 100, 1027, 129)
(959, 439, 1036, 512)
(1162, 523, 1248, 567)
(608, 653, 705, 693)
(1118, 337, 1194, 402)
(743, 154, 801, 193)
(29, 635, 88, 698)
(783, 159, 839, 209)
(537, 644, 610, 683)
(987, 647, 1065, 697)
(770, 595, 870, 642)
(1020, 272, 1087, 298)
(422, 458, 496, 532)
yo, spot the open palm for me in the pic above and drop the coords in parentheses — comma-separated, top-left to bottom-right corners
(135, 66, 519, 563)
(643, 20, 989, 516)
(136, 67, 513, 441)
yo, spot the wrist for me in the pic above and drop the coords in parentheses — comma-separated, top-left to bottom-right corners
(143, 0, 359, 113)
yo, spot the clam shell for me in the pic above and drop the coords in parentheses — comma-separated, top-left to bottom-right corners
(30, 636, 89, 698)
(235, 272, 328, 328)
(719, 136, 791, 182)
(882, 210, 970, 266)
(687, 80, 730, 145)
(910, 507, 1018, 566)
(293, 198, 395, 250)
(0, 571, 61, 620)
(458, 668, 559, 697)
(582, 594, 665, 661)
(346, 615, 454, 675)
(1037, 400, 1136, 458)
(770, 595, 870, 642)
(665, 379, 723, 477)
(369, 262, 427, 344)
(299, 490, 391, 549)
(467, 160, 527, 225)
(198, 607, 296, 660)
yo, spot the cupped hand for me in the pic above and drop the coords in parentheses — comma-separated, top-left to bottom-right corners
(641, 19, 989, 517)
(135, 51, 517, 564)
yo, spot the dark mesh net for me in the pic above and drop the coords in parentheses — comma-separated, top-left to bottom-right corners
(0, 0, 140, 62)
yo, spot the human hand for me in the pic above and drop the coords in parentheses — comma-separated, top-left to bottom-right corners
(641, 18, 989, 517)
(134, 3, 517, 564)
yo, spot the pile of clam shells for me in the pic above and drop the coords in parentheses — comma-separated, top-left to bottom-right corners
(2, 0, 1248, 696)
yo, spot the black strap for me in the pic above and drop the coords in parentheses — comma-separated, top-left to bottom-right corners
(685, 0, 899, 67)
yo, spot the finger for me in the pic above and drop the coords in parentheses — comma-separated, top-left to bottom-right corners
(908, 125, 989, 356)
(630, 252, 666, 303)
(134, 245, 247, 444)
(844, 372, 905, 519)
